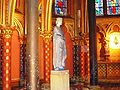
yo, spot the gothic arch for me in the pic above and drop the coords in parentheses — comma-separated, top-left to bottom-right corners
(13, 17, 24, 38)
(65, 22, 75, 39)
(96, 24, 105, 38)
(107, 23, 120, 34)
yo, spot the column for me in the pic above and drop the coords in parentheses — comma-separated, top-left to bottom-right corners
(19, 37, 26, 88)
(0, 25, 14, 90)
(88, 0, 98, 85)
(84, 43, 90, 81)
(80, 45, 85, 79)
(26, 0, 40, 90)
(72, 38, 80, 77)
(44, 35, 52, 83)
(0, 34, 3, 85)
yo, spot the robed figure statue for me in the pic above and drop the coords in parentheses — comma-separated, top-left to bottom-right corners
(53, 17, 67, 70)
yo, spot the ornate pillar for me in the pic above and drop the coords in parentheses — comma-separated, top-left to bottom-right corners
(0, 0, 19, 89)
(26, 0, 40, 89)
(80, 45, 85, 79)
(41, 0, 53, 83)
(79, 0, 89, 82)
(88, 0, 98, 85)
(72, 38, 80, 78)
(43, 34, 52, 83)
(0, 34, 3, 85)
(79, 33, 85, 79)
(79, 33, 90, 82)
(19, 36, 26, 88)
(82, 38, 90, 81)
(0, 25, 14, 90)
(84, 42, 90, 81)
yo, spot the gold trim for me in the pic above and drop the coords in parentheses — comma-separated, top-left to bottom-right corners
(41, 0, 45, 32)
(0, 25, 15, 38)
(13, 17, 24, 38)
(41, 0, 53, 33)
(3, 29, 13, 38)
(11, 0, 17, 25)
(65, 21, 74, 38)
(48, 0, 52, 32)
(45, 0, 49, 31)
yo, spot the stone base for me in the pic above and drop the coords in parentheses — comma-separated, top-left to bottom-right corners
(50, 70, 69, 90)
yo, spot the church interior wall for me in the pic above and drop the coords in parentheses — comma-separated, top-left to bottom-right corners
(1, 0, 120, 88)
(96, 17, 120, 81)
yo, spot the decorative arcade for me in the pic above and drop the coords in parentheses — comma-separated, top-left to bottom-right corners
(0, 0, 120, 90)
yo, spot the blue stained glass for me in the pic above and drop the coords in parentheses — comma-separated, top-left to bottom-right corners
(116, 7, 119, 14)
(110, 6, 112, 14)
(95, 0, 104, 16)
(107, 0, 120, 15)
(55, 0, 67, 16)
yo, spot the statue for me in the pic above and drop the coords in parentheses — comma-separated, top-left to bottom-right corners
(53, 17, 67, 70)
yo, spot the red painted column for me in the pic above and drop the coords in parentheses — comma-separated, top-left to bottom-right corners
(84, 51, 89, 80)
(44, 35, 52, 83)
(80, 46, 85, 79)
(3, 37, 11, 90)
(87, 44, 90, 81)
(0, 34, 3, 83)
(0, 25, 14, 90)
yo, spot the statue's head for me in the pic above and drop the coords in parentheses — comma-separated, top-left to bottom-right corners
(56, 17, 63, 27)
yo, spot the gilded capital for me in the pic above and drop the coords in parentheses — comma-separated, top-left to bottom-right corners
(72, 37, 79, 45)
(44, 33, 52, 44)
(0, 25, 16, 38)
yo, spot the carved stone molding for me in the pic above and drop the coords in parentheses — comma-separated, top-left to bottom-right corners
(64, 19, 75, 38)
(13, 17, 24, 38)
(72, 37, 79, 45)
(96, 19, 120, 39)
(0, 25, 16, 38)
(97, 17, 120, 34)
(79, 32, 89, 46)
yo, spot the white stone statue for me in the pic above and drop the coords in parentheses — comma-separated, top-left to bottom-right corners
(53, 17, 67, 70)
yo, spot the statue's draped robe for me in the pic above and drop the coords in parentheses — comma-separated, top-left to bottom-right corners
(53, 26, 67, 69)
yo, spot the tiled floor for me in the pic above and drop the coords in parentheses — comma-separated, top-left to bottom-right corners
(11, 84, 120, 90)
(0, 83, 119, 90)
(100, 87, 120, 90)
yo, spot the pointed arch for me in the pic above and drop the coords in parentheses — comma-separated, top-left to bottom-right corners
(65, 22, 75, 39)
(13, 17, 24, 38)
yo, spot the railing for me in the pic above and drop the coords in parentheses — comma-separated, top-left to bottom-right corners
(98, 61, 120, 83)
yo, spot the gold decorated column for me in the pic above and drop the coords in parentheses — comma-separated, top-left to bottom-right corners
(26, 0, 40, 90)
(0, 25, 15, 90)
(41, 0, 53, 83)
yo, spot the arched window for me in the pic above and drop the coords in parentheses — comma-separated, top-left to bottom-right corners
(54, 0, 67, 16)
(95, 0, 120, 16)
(107, 0, 120, 15)
(95, 0, 104, 16)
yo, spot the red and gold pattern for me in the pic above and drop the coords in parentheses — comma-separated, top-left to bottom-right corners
(0, 25, 15, 90)
(43, 34, 52, 83)
(3, 38, 11, 90)
(80, 47, 85, 79)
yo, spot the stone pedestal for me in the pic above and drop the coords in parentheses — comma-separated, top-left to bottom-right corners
(50, 70, 69, 90)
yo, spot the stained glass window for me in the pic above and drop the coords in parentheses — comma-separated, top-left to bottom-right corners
(95, 0, 104, 16)
(55, 0, 67, 16)
(107, 0, 120, 15)
(95, 0, 120, 16)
